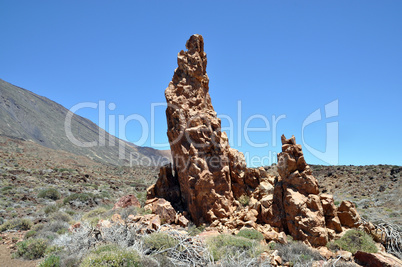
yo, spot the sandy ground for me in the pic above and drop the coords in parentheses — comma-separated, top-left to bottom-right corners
(0, 244, 40, 267)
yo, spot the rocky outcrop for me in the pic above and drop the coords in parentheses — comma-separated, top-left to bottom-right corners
(144, 198, 177, 224)
(147, 34, 364, 248)
(355, 251, 402, 267)
(113, 194, 141, 210)
(337, 200, 361, 228)
(162, 34, 236, 225)
(148, 34, 267, 225)
(146, 163, 181, 208)
(320, 193, 342, 234)
(275, 135, 328, 246)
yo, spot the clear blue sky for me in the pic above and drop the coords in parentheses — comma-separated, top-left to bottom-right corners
(1, 1, 401, 166)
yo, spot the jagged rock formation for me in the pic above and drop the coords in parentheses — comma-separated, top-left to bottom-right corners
(148, 34, 267, 225)
(275, 135, 330, 246)
(148, 34, 364, 247)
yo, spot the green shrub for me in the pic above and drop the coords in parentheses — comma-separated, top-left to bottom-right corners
(63, 193, 95, 205)
(44, 245, 63, 256)
(135, 191, 147, 206)
(143, 232, 179, 251)
(238, 195, 250, 206)
(188, 223, 205, 236)
(90, 244, 120, 255)
(80, 248, 141, 267)
(236, 228, 264, 241)
(45, 221, 69, 234)
(276, 241, 322, 265)
(1, 186, 13, 192)
(206, 234, 257, 261)
(32, 223, 45, 232)
(24, 230, 37, 239)
(49, 211, 72, 223)
(327, 229, 377, 254)
(38, 188, 61, 201)
(44, 205, 58, 215)
(64, 210, 76, 216)
(13, 238, 48, 260)
(82, 207, 108, 221)
(0, 218, 33, 232)
(39, 254, 60, 267)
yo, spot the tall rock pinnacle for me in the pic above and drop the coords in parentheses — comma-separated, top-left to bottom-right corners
(163, 34, 235, 224)
(147, 35, 363, 248)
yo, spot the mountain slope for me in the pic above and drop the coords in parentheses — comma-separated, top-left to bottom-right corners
(0, 79, 170, 166)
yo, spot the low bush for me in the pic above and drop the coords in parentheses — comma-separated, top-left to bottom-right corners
(80, 247, 142, 267)
(38, 254, 60, 267)
(35, 231, 58, 242)
(276, 241, 322, 265)
(38, 188, 61, 201)
(0, 218, 33, 232)
(206, 234, 258, 261)
(135, 191, 147, 206)
(82, 207, 108, 221)
(46, 221, 69, 234)
(1, 186, 13, 192)
(143, 232, 179, 251)
(24, 230, 37, 239)
(236, 228, 264, 241)
(44, 204, 58, 214)
(327, 229, 377, 254)
(238, 195, 250, 206)
(63, 193, 95, 205)
(13, 238, 48, 260)
(187, 223, 205, 236)
(49, 211, 72, 223)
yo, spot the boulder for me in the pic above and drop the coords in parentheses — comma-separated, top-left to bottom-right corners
(111, 214, 125, 225)
(144, 198, 176, 224)
(355, 251, 402, 267)
(113, 194, 141, 210)
(337, 201, 361, 228)
(283, 188, 328, 246)
(320, 194, 342, 232)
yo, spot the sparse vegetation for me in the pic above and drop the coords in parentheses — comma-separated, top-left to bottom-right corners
(49, 211, 72, 223)
(187, 223, 205, 236)
(80, 247, 142, 267)
(238, 194, 250, 206)
(38, 254, 61, 267)
(236, 228, 264, 241)
(25, 230, 38, 239)
(38, 188, 61, 200)
(327, 229, 377, 254)
(44, 204, 58, 214)
(143, 232, 179, 251)
(63, 192, 96, 205)
(206, 234, 261, 261)
(276, 241, 322, 265)
(13, 238, 48, 260)
(0, 218, 33, 232)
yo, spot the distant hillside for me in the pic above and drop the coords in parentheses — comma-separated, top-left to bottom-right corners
(0, 79, 170, 166)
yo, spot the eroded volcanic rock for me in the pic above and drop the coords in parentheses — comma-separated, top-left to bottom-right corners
(152, 34, 237, 224)
(148, 34, 364, 247)
(276, 135, 328, 246)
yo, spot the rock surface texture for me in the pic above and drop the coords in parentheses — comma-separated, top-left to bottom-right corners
(161, 34, 236, 225)
(148, 34, 363, 247)
(274, 135, 328, 246)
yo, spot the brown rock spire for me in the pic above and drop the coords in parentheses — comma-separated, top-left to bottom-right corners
(163, 34, 236, 224)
